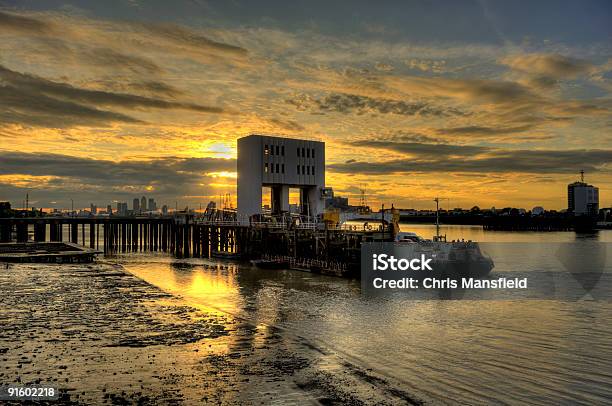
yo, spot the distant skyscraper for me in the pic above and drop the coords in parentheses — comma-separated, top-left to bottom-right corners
(90, 203, 97, 215)
(133, 198, 140, 212)
(141, 196, 147, 212)
(162, 205, 168, 215)
(107, 204, 112, 214)
(148, 198, 156, 212)
(116, 202, 128, 216)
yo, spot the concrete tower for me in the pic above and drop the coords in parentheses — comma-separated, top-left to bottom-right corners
(237, 134, 326, 224)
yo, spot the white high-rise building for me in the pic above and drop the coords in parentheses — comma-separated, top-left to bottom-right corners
(148, 198, 157, 212)
(237, 134, 326, 224)
(568, 181, 599, 216)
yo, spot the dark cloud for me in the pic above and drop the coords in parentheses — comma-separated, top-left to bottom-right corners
(460, 80, 536, 104)
(526, 75, 560, 89)
(0, 11, 250, 79)
(41, 39, 162, 74)
(437, 124, 534, 137)
(389, 133, 446, 143)
(0, 65, 225, 127)
(349, 140, 489, 158)
(1, 11, 247, 62)
(4, 33, 164, 74)
(501, 54, 596, 90)
(288, 93, 464, 117)
(141, 22, 247, 56)
(268, 118, 305, 132)
(0, 65, 221, 112)
(0, 152, 234, 181)
(92, 79, 184, 97)
(329, 147, 612, 174)
(0, 152, 236, 206)
(551, 100, 612, 117)
(125, 81, 183, 97)
(83, 47, 163, 74)
(0, 11, 52, 34)
(0, 85, 142, 127)
(502, 54, 594, 78)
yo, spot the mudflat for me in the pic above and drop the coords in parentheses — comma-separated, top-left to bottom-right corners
(0, 263, 421, 405)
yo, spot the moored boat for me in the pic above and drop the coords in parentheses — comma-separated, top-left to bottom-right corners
(394, 232, 494, 278)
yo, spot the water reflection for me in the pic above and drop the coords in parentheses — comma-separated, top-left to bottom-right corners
(114, 227, 612, 404)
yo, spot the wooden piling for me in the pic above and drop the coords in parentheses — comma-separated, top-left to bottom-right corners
(0, 222, 11, 242)
(71, 223, 78, 244)
(90, 223, 96, 248)
(34, 222, 46, 242)
(16, 222, 28, 242)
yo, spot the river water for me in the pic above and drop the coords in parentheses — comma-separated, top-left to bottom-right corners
(114, 224, 612, 404)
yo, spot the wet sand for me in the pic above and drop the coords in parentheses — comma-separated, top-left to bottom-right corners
(0, 263, 422, 405)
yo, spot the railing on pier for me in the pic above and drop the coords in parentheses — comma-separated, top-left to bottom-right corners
(326, 223, 386, 232)
(0, 215, 387, 269)
(194, 220, 240, 226)
(247, 221, 389, 232)
(261, 254, 348, 274)
(249, 221, 287, 229)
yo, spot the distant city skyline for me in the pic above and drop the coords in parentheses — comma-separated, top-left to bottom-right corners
(0, 1, 610, 210)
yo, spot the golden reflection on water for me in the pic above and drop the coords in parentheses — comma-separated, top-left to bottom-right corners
(185, 267, 239, 313)
(124, 258, 242, 317)
(124, 257, 302, 372)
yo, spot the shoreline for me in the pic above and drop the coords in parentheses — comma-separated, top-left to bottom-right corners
(0, 261, 424, 405)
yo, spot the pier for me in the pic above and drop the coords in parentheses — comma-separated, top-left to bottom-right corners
(0, 216, 393, 273)
(0, 135, 401, 271)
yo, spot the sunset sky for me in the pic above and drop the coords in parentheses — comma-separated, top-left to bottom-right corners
(0, 0, 611, 211)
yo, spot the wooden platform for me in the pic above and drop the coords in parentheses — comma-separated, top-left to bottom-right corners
(0, 242, 100, 263)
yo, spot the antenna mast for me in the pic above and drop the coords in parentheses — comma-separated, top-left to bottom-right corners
(359, 186, 366, 208)
(434, 197, 440, 240)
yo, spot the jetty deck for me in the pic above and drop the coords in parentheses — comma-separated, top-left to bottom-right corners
(0, 216, 394, 270)
(0, 242, 100, 263)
